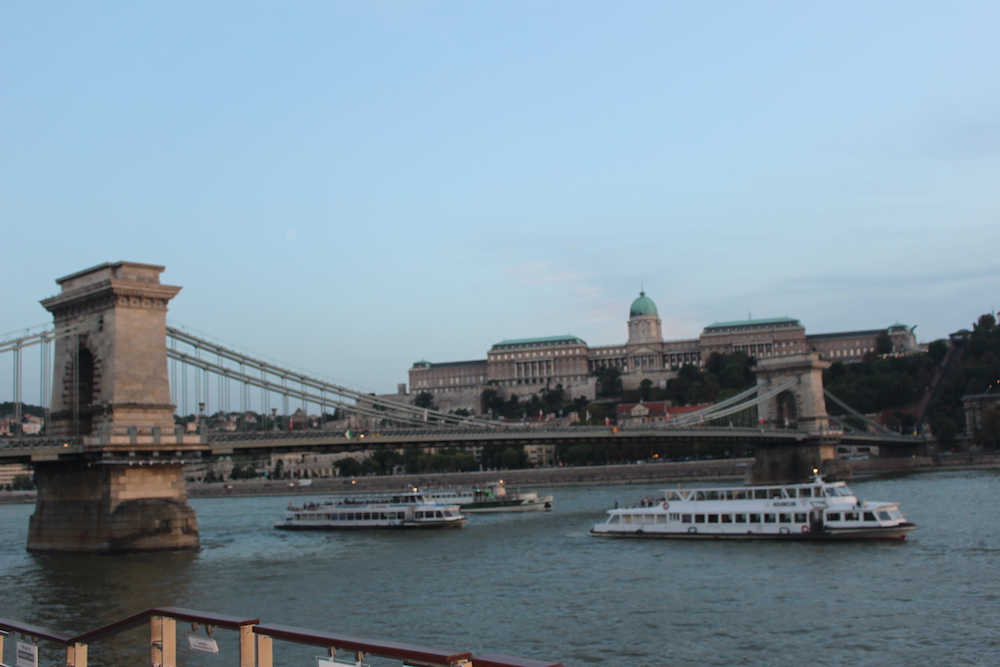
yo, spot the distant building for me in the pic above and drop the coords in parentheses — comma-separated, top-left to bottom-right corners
(962, 393, 1000, 436)
(408, 360, 487, 412)
(0, 463, 33, 487)
(615, 402, 710, 426)
(524, 443, 556, 467)
(405, 291, 921, 415)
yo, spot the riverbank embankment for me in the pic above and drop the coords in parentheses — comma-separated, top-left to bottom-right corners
(185, 452, 1000, 499)
(2, 454, 997, 504)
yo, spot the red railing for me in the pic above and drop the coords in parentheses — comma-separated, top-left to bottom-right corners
(0, 607, 562, 667)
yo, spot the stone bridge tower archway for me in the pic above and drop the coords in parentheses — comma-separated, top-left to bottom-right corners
(28, 262, 201, 553)
(754, 352, 831, 434)
(42, 262, 181, 440)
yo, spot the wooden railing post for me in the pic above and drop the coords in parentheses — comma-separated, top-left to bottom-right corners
(256, 633, 273, 667)
(238, 623, 255, 667)
(65, 641, 87, 667)
(149, 615, 176, 667)
(162, 617, 176, 667)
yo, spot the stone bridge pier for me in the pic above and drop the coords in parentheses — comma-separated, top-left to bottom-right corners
(27, 262, 202, 553)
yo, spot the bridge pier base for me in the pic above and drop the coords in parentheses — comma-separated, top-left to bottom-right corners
(749, 442, 851, 484)
(27, 463, 199, 553)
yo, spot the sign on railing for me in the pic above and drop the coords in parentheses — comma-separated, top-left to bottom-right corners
(15, 641, 38, 667)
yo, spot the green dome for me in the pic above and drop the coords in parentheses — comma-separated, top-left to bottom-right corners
(630, 291, 659, 317)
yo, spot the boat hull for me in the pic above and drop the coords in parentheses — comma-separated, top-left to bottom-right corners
(274, 520, 465, 530)
(462, 496, 554, 513)
(591, 522, 915, 540)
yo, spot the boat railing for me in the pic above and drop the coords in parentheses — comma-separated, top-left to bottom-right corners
(0, 606, 563, 667)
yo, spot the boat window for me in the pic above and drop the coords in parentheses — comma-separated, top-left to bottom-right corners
(748, 513, 761, 523)
(784, 489, 797, 498)
(863, 512, 876, 521)
(681, 514, 692, 523)
(754, 489, 769, 500)
(720, 514, 732, 524)
(844, 512, 858, 521)
(695, 491, 706, 500)
(839, 486, 854, 496)
(668, 513, 679, 521)
(623, 515, 632, 524)
(769, 489, 783, 499)
(678, 491, 691, 501)
(779, 514, 792, 523)
(707, 514, 719, 523)
(734, 514, 747, 524)
(733, 490, 749, 500)
(657, 514, 667, 524)
(763, 514, 776, 523)
(694, 514, 706, 523)
(827, 512, 841, 521)
(705, 491, 720, 500)
(666, 491, 683, 501)
(825, 488, 838, 497)
(794, 513, 807, 523)
(878, 511, 892, 521)
(609, 515, 620, 524)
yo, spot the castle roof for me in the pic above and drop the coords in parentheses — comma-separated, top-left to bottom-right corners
(629, 291, 659, 317)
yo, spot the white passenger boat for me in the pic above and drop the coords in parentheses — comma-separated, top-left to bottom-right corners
(591, 471, 915, 540)
(273, 492, 466, 530)
(417, 480, 554, 513)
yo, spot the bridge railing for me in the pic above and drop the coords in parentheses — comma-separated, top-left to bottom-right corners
(0, 607, 563, 667)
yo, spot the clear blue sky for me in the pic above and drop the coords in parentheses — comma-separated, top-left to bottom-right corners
(2, 1, 998, 400)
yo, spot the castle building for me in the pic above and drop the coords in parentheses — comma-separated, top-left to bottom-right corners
(406, 291, 920, 414)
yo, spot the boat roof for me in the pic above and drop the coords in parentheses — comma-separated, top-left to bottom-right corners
(661, 474, 846, 494)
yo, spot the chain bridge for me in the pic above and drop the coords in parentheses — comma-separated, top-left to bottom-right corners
(0, 261, 921, 553)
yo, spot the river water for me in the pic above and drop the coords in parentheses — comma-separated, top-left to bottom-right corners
(1, 469, 998, 666)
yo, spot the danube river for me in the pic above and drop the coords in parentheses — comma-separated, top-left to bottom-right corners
(1, 469, 998, 666)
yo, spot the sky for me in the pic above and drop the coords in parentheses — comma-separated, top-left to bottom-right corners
(2, 1, 999, 401)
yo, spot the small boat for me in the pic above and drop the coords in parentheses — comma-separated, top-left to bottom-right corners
(418, 480, 554, 513)
(590, 470, 915, 540)
(273, 492, 466, 530)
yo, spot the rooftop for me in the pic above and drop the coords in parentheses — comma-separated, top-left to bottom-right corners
(703, 317, 802, 332)
(490, 335, 587, 351)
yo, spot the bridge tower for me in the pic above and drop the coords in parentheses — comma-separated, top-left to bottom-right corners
(27, 262, 202, 553)
(750, 352, 842, 484)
